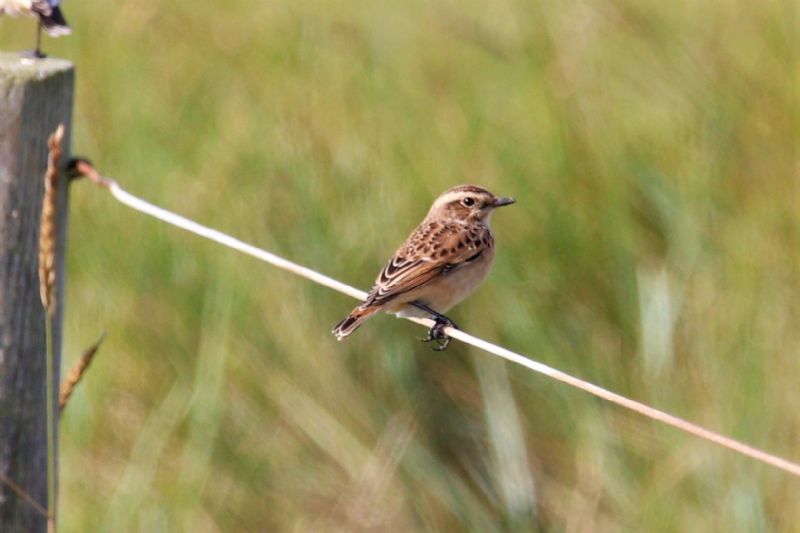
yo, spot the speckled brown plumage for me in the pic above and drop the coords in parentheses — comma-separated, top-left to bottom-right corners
(333, 185, 515, 345)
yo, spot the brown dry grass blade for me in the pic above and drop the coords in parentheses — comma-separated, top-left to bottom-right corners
(59, 332, 107, 415)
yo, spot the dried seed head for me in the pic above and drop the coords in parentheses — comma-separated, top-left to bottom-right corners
(39, 124, 63, 317)
(59, 332, 106, 415)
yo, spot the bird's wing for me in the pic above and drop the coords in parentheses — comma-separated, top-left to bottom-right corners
(362, 221, 490, 308)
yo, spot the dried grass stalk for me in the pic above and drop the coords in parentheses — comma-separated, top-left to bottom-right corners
(0, 471, 49, 519)
(59, 332, 106, 415)
(39, 124, 64, 317)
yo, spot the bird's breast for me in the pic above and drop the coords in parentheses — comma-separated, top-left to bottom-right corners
(416, 245, 495, 313)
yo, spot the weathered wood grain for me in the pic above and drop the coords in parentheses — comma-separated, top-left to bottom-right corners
(0, 52, 73, 533)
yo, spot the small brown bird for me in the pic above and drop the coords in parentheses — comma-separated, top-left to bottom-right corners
(333, 185, 515, 349)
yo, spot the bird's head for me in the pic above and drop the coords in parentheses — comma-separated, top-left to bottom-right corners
(427, 185, 515, 224)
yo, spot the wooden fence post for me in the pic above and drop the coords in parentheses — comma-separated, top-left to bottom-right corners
(0, 52, 74, 532)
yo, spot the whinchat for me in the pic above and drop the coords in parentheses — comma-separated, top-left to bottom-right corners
(333, 185, 515, 350)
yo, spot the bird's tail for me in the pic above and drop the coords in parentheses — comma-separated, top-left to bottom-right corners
(32, 2, 71, 36)
(41, 6, 71, 36)
(332, 305, 380, 340)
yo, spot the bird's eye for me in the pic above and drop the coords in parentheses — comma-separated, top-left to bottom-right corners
(462, 197, 475, 207)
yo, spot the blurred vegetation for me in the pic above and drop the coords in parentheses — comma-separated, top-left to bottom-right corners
(3, 0, 799, 530)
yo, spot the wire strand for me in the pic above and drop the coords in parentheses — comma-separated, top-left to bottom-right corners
(77, 170, 800, 478)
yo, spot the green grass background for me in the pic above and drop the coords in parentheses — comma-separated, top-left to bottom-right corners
(3, 0, 799, 530)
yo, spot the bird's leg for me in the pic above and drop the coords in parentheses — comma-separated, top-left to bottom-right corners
(411, 302, 458, 351)
(34, 20, 45, 58)
(410, 302, 457, 327)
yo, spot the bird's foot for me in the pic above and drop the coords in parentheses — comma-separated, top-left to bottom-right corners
(420, 316, 458, 351)
(20, 49, 46, 59)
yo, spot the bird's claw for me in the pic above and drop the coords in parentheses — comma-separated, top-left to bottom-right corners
(21, 49, 46, 59)
(420, 316, 458, 351)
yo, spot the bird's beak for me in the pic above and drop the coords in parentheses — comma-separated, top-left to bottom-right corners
(491, 197, 515, 208)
